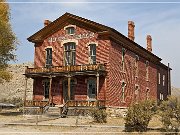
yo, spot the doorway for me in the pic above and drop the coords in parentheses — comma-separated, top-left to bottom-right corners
(87, 78, 96, 99)
(62, 79, 76, 103)
(43, 79, 50, 99)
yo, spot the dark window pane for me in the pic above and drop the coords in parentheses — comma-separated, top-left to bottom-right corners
(66, 27, 75, 35)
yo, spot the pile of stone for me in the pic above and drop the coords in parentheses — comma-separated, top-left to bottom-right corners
(0, 62, 33, 101)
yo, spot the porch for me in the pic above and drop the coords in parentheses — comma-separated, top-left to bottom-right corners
(24, 100, 106, 116)
(23, 64, 107, 115)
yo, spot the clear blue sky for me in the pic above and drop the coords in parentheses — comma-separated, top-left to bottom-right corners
(7, 0, 180, 88)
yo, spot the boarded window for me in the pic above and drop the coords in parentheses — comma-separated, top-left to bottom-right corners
(158, 73, 161, 84)
(163, 75, 165, 86)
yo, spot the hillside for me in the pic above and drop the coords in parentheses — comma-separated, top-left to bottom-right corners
(0, 63, 180, 101)
(0, 62, 33, 101)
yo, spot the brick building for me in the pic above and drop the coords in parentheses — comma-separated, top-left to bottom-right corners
(24, 13, 171, 112)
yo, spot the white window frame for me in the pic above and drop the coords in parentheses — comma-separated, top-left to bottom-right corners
(163, 75, 165, 86)
(158, 73, 161, 84)
(135, 55, 139, 78)
(146, 61, 149, 81)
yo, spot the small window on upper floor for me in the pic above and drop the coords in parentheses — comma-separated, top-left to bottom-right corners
(158, 73, 161, 84)
(66, 27, 75, 35)
(135, 55, 139, 77)
(45, 48, 52, 67)
(146, 60, 149, 81)
(122, 48, 126, 72)
(89, 44, 96, 64)
(163, 75, 165, 86)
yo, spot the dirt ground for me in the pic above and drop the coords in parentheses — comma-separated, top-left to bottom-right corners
(0, 109, 166, 135)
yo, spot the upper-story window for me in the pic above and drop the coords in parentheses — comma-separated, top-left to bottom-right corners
(122, 48, 126, 72)
(163, 75, 165, 86)
(135, 55, 139, 77)
(64, 42, 76, 66)
(45, 48, 52, 67)
(89, 44, 96, 64)
(66, 27, 75, 35)
(158, 73, 161, 84)
(146, 61, 149, 81)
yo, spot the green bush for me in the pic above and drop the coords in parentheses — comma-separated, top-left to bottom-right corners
(90, 108, 107, 123)
(124, 100, 157, 132)
(159, 96, 180, 132)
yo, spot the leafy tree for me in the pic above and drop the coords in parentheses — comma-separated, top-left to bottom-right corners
(159, 96, 180, 132)
(124, 100, 157, 132)
(0, 0, 17, 82)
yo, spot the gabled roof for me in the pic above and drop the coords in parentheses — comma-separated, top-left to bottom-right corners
(27, 12, 162, 62)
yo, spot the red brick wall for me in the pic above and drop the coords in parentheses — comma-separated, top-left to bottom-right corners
(33, 76, 106, 105)
(34, 23, 110, 67)
(107, 41, 157, 107)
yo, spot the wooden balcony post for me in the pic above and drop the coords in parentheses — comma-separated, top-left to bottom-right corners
(96, 73, 99, 100)
(68, 75, 71, 100)
(24, 77, 28, 106)
(49, 76, 52, 106)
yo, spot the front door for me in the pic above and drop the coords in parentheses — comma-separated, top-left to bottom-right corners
(62, 79, 75, 103)
(87, 79, 96, 99)
(44, 80, 50, 99)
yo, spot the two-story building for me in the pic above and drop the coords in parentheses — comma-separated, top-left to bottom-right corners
(24, 13, 171, 114)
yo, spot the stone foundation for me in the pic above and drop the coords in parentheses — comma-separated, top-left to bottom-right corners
(106, 107, 128, 117)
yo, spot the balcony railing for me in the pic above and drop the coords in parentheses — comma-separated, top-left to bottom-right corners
(25, 64, 106, 74)
(67, 100, 106, 108)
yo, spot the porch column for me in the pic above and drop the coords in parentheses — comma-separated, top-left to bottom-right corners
(67, 75, 71, 100)
(49, 76, 52, 106)
(24, 77, 28, 107)
(96, 73, 99, 100)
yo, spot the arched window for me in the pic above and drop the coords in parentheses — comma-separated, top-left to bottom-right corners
(64, 42, 76, 66)
(66, 27, 75, 35)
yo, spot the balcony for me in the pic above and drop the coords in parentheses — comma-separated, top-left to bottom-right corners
(25, 64, 106, 76)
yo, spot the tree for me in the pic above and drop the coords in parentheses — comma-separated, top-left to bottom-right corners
(124, 100, 157, 132)
(159, 96, 180, 132)
(0, 0, 17, 82)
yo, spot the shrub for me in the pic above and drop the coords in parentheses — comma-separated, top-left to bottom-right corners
(90, 108, 107, 123)
(124, 100, 157, 132)
(158, 96, 180, 132)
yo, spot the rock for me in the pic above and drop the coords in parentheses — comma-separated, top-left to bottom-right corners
(0, 62, 34, 101)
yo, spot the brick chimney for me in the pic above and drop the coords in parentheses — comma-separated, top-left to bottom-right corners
(128, 21, 135, 41)
(44, 20, 51, 27)
(146, 35, 152, 52)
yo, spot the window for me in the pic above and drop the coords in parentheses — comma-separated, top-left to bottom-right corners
(43, 79, 50, 99)
(122, 48, 126, 72)
(158, 73, 161, 84)
(135, 55, 139, 77)
(146, 61, 149, 81)
(160, 93, 164, 101)
(64, 42, 76, 65)
(66, 27, 75, 35)
(88, 78, 96, 99)
(163, 75, 165, 86)
(146, 88, 150, 100)
(134, 85, 139, 102)
(89, 44, 96, 64)
(121, 81, 126, 102)
(45, 48, 52, 67)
